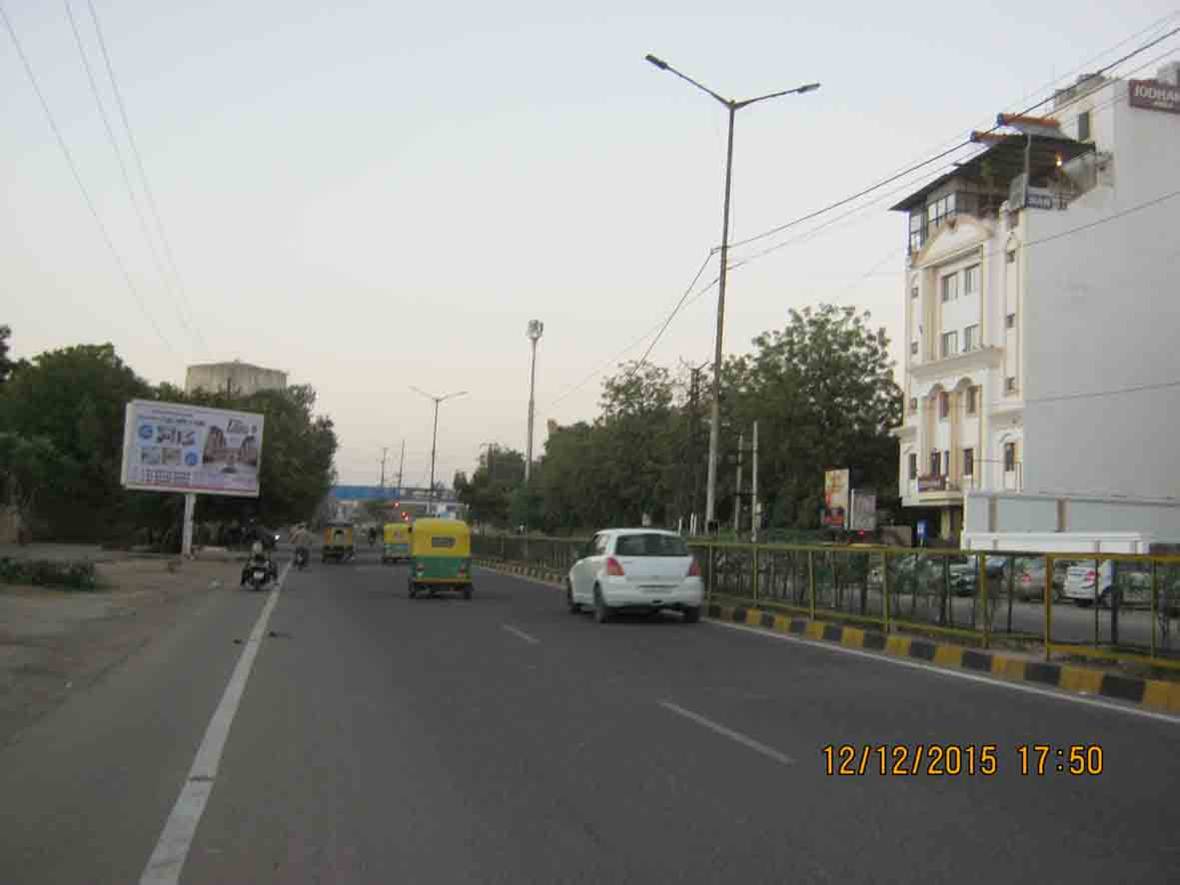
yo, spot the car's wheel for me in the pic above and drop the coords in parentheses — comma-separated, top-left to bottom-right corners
(408, 581, 417, 599)
(593, 586, 612, 624)
(1075, 599, 1093, 608)
(683, 605, 701, 624)
(566, 581, 580, 613)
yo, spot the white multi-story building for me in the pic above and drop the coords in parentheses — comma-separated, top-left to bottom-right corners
(185, 360, 288, 397)
(891, 65, 1180, 543)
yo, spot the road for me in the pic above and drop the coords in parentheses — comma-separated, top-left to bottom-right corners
(1, 546, 1177, 883)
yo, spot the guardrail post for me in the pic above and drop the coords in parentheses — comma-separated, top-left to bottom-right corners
(1151, 559, 1158, 661)
(882, 552, 891, 633)
(707, 544, 715, 601)
(1093, 557, 1100, 648)
(1044, 554, 1053, 662)
(752, 546, 760, 603)
(979, 552, 990, 649)
(807, 550, 816, 620)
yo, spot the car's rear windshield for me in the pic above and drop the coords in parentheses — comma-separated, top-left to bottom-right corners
(615, 534, 690, 557)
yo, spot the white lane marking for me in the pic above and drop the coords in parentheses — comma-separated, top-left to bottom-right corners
(659, 700, 794, 765)
(140, 563, 291, 884)
(502, 624, 541, 645)
(708, 619, 1180, 726)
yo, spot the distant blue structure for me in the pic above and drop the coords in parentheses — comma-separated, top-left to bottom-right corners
(330, 485, 456, 503)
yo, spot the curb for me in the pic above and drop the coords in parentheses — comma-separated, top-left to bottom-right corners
(707, 601, 1180, 716)
(474, 558, 1180, 717)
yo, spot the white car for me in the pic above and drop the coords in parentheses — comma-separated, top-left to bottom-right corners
(566, 528, 704, 623)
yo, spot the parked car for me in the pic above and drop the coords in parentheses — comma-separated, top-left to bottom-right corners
(1010, 557, 1069, 600)
(566, 528, 704, 623)
(1063, 560, 1151, 607)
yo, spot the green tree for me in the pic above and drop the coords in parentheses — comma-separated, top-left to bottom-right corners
(0, 433, 77, 534)
(0, 325, 16, 384)
(726, 304, 902, 528)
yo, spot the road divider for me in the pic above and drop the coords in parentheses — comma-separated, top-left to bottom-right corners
(474, 558, 1180, 717)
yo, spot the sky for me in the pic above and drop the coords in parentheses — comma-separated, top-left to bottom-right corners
(4, 0, 1179, 488)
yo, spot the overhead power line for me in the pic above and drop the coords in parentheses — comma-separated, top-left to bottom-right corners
(85, 0, 208, 357)
(64, 0, 198, 356)
(1, 1, 175, 354)
(726, 22, 1180, 254)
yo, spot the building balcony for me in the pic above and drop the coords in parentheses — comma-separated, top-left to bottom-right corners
(909, 345, 1003, 381)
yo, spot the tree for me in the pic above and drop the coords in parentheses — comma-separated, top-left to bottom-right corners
(0, 433, 77, 535)
(457, 446, 526, 526)
(725, 304, 902, 528)
(0, 325, 16, 384)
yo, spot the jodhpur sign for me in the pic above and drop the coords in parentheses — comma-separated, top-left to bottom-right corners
(1129, 79, 1180, 114)
(120, 400, 264, 497)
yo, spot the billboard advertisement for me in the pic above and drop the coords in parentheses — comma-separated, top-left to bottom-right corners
(849, 490, 878, 532)
(823, 468, 850, 528)
(120, 399, 264, 497)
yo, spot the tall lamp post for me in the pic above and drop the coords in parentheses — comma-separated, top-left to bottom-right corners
(645, 54, 818, 531)
(525, 320, 544, 482)
(410, 386, 468, 506)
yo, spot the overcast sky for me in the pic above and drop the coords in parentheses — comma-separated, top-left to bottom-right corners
(4, 1, 1178, 487)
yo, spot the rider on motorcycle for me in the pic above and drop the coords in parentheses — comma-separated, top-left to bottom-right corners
(291, 523, 313, 568)
(240, 540, 278, 586)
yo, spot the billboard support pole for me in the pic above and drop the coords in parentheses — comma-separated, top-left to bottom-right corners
(182, 493, 196, 558)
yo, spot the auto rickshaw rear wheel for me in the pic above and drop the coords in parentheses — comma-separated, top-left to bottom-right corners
(407, 580, 417, 599)
(463, 585, 472, 600)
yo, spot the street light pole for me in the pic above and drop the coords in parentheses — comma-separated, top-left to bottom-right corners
(525, 320, 544, 483)
(411, 386, 468, 507)
(645, 54, 818, 530)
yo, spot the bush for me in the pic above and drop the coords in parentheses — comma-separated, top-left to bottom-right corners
(0, 557, 98, 591)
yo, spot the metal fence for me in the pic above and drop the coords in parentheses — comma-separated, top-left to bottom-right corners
(472, 533, 1180, 668)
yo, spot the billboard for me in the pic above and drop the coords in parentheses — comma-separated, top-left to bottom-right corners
(823, 468, 850, 528)
(120, 399, 265, 497)
(849, 490, 878, 532)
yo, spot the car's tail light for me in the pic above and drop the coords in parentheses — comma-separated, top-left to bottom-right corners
(688, 559, 701, 577)
(605, 557, 625, 576)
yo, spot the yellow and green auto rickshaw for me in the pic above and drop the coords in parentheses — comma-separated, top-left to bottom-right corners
(407, 518, 472, 599)
(322, 521, 355, 563)
(382, 521, 412, 564)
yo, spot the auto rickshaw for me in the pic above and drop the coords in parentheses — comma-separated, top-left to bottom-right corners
(322, 521, 355, 563)
(407, 518, 473, 599)
(382, 521, 412, 564)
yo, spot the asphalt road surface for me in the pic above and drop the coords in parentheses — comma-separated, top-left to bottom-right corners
(2, 548, 1178, 883)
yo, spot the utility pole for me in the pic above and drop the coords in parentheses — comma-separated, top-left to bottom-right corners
(644, 55, 818, 531)
(525, 320, 544, 483)
(397, 440, 405, 492)
(734, 431, 744, 533)
(752, 421, 759, 543)
(380, 447, 388, 490)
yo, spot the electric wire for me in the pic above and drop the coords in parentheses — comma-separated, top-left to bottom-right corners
(1, 1, 175, 354)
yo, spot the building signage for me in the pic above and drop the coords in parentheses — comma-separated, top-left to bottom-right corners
(849, 490, 878, 532)
(823, 468, 850, 528)
(1024, 188, 1058, 210)
(918, 474, 947, 493)
(1129, 79, 1180, 114)
(120, 400, 265, 497)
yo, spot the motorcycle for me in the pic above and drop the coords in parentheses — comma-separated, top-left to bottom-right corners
(294, 546, 309, 570)
(241, 554, 277, 590)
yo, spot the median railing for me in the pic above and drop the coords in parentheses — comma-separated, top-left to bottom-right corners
(472, 534, 1180, 669)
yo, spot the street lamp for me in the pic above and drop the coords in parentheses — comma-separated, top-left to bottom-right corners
(525, 320, 544, 483)
(410, 386, 468, 505)
(645, 53, 818, 530)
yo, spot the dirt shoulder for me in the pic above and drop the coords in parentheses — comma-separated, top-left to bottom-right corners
(0, 557, 243, 746)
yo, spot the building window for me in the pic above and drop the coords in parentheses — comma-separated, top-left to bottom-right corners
(941, 273, 959, 302)
(1078, 110, 1091, 142)
(941, 331, 958, 358)
(1006, 312, 1016, 329)
(908, 453, 918, 480)
(966, 386, 979, 414)
(909, 397, 917, 412)
(1006, 250, 1017, 265)
(963, 447, 974, 477)
(1004, 442, 1017, 473)
(963, 264, 980, 295)
(930, 450, 941, 476)
(938, 391, 949, 419)
(963, 324, 979, 351)
(942, 450, 951, 476)
(1006, 376, 1017, 393)
(910, 340, 918, 355)
(910, 286, 919, 300)
(909, 212, 926, 253)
